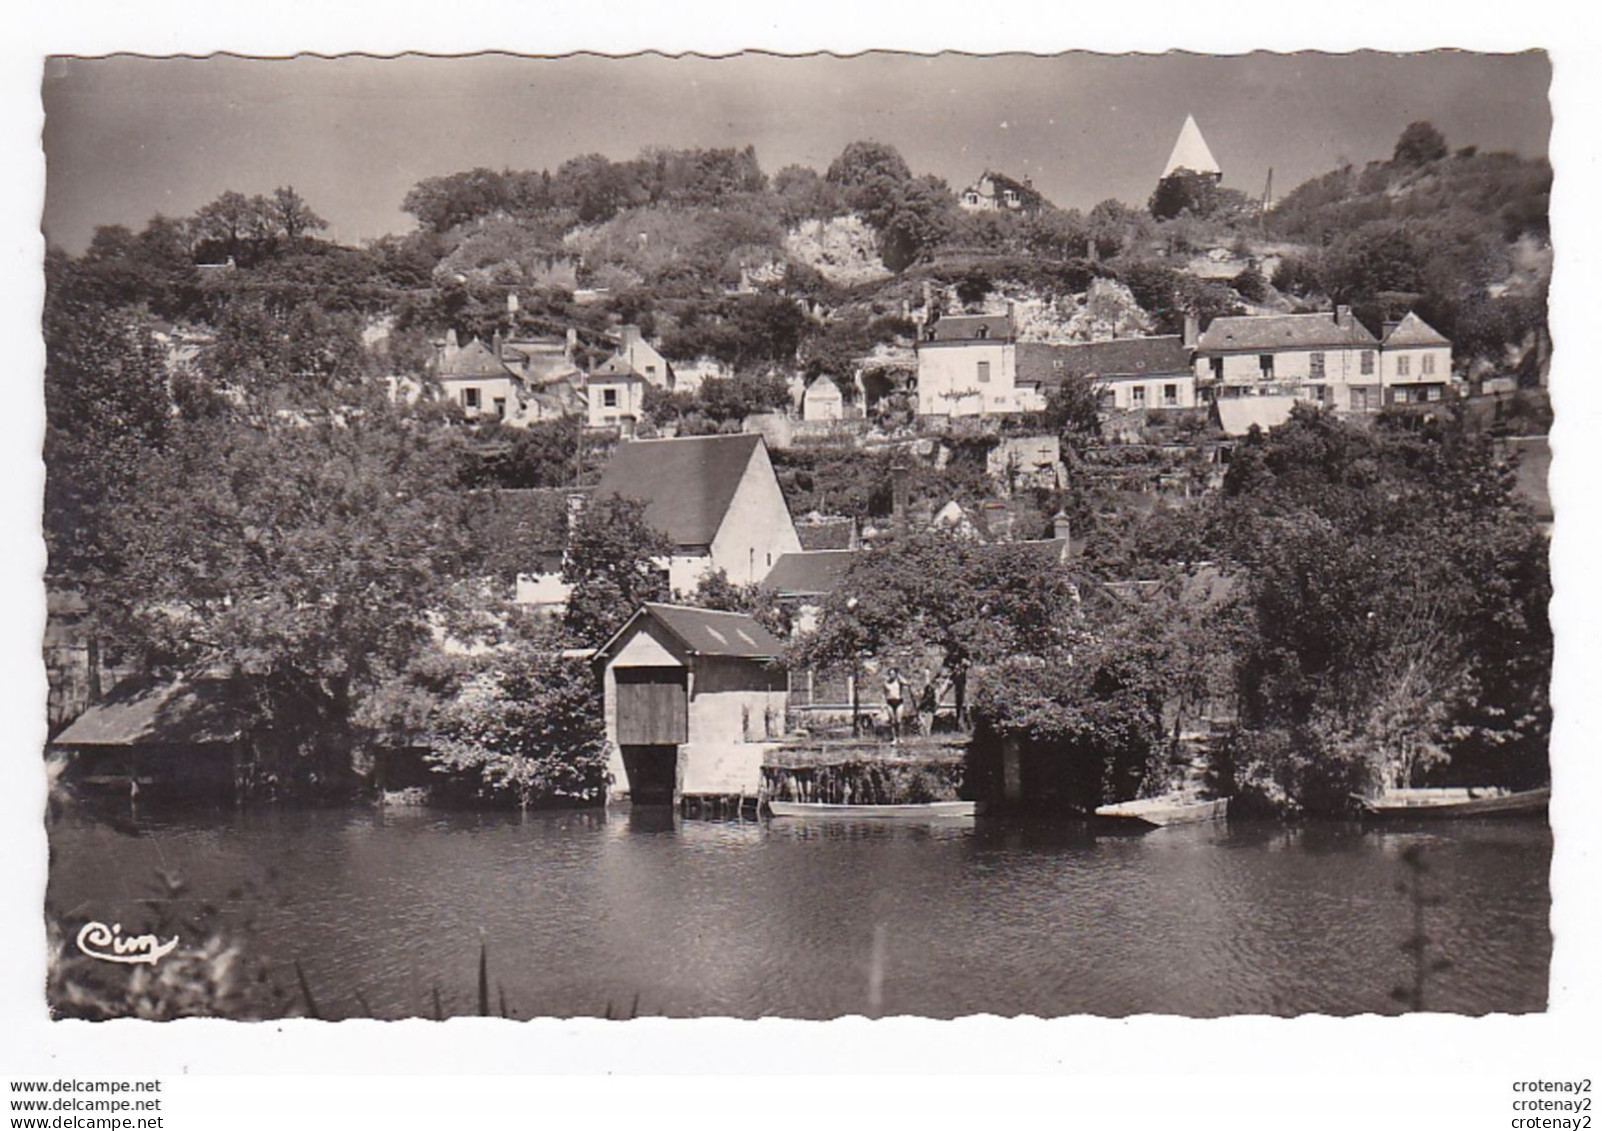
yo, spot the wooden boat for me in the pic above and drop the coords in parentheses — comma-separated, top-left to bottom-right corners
(766, 799, 976, 819)
(1356, 786, 1549, 819)
(1094, 796, 1229, 828)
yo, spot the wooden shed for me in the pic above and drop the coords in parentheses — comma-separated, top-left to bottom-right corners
(593, 603, 787, 804)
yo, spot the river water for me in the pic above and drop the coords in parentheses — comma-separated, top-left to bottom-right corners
(45, 804, 1550, 1018)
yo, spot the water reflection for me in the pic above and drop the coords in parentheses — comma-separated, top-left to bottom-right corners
(47, 803, 1551, 1019)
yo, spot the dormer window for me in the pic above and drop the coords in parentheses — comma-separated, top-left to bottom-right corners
(976, 325, 990, 340)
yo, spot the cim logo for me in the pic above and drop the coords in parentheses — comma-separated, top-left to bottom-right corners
(75, 921, 179, 966)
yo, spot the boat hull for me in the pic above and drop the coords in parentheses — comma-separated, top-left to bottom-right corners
(1094, 797, 1229, 828)
(1359, 786, 1549, 820)
(766, 800, 976, 819)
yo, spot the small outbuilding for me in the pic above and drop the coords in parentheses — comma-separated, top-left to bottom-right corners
(593, 603, 787, 804)
(802, 375, 845, 422)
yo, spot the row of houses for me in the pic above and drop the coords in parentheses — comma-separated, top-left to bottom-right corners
(431, 320, 677, 435)
(911, 307, 1454, 421)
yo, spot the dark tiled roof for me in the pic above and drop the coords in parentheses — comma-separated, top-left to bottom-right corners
(599, 603, 785, 662)
(1017, 337, 1191, 387)
(594, 434, 762, 549)
(922, 314, 1013, 343)
(53, 678, 246, 747)
(762, 549, 859, 598)
(1197, 313, 1379, 353)
(796, 517, 858, 551)
(440, 338, 517, 379)
(1382, 312, 1451, 348)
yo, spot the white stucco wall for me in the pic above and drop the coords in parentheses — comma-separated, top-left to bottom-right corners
(917, 342, 1022, 416)
(440, 374, 523, 420)
(1196, 346, 1377, 388)
(688, 656, 787, 746)
(1381, 345, 1452, 385)
(1098, 375, 1199, 410)
(586, 375, 646, 428)
(706, 443, 803, 587)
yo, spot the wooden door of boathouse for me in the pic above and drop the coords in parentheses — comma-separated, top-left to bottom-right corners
(615, 667, 688, 804)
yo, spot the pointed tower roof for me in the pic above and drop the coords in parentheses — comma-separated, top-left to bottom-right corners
(1162, 114, 1222, 179)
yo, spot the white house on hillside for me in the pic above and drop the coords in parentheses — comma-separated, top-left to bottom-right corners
(585, 325, 674, 435)
(1194, 307, 1383, 412)
(915, 313, 1044, 417)
(1380, 312, 1454, 406)
(592, 433, 802, 594)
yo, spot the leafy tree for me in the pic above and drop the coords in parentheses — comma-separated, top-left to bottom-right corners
(1149, 169, 1223, 220)
(94, 405, 486, 793)
(1216, 406, 1550, 810)
(793, 529, 1081, 725)
(269, 186, 327, 244)
(43, 290, 173, 582)
(825, 140, 912, 194)
(1394, 121, 1449, 167)
(425, 643, 608, 806)
(561, 494, 673, 646)
(1041, 372, 1103, 459)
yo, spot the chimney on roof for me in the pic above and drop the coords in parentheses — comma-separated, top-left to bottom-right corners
(507, 291, 519, 317)
(1335, 305, 1353, 329)
(491, 329, 503, 357)
(620, 324, 642, 348)
(565, 491, 587, 536)
(890, 458, 912, 523)
(1183, 312, 1200, 350)
(446, 328, 459, 350)
(565, 327, 578, 364)
(1053, 510, 1072, 544)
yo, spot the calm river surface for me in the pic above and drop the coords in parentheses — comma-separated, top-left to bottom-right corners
(46, 805, 1550, 1018)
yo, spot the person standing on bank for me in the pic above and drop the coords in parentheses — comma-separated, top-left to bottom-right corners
(883, 666, 905, 743)
(917, 671, 939, 738)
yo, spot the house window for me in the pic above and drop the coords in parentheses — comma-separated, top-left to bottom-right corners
(1427, 386, 1442, 401)
(1210, 357, 1224, 381)
(603, 388, 619, 407)
(977, 361, 991, 383)
(1397, 355, 1411, 377)
(645, 365, 657, 378)
(1131, 386, 1147, 408)
(1395, 387, 1412, 405)
(1163, 384, 1179, 407)
(1422, 354, 1436, 376)
(976, 325, 990, 340)
(1259, 354, 1275, 378)
(1350, 388, 1370, 412)
(1309, 352, 1326, 379)
(1310, 385, 1327, 404)
(1360, 351, 1375, 376)
(463, 388, 480, 409)
(493, 397, 506, 420)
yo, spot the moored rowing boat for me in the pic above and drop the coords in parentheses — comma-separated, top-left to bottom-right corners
(1357, 786, 1549, 819)
(1094, 796, 1229, 828)
(766, 799, 976, 819)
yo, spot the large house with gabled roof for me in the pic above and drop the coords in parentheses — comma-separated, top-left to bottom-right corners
(1380, 312, 1453, 405)
(1194, 306, 1384, 412)
(591, 432, 801, 595)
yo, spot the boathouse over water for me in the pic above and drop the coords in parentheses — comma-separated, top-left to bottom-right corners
(593, 603, 787, 805)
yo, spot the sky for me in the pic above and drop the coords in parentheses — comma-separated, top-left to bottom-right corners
(40, 50, 1551, 253)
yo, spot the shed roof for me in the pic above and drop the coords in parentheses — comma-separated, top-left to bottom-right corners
(593, 433, 763, 548)
(1197, 313, 1379, 353)
(762, 549, 858, 598)
(1215, 395, 1299, 436)
(53, 677, 246, 747)
(596, 602, 785, 664)
(1382, 311, 1452, 348)
(1017, 336, 1191, 387)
